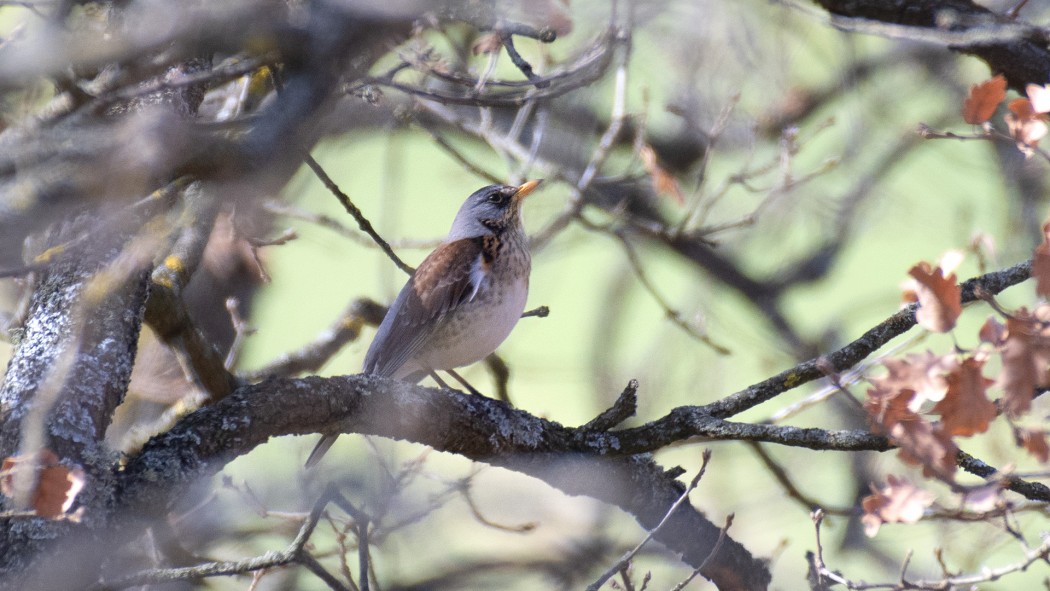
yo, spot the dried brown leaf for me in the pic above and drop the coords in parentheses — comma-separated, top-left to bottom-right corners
(893, 419, 958, 480)
(979, 316, 1007, 347)
(932, 357, 996, 437)
(907, 262, 961, 333)
(962, 75, 1006, 124)
(864, 383, 918, 433)
(0, 450, 86, 519)
(1005, 98, 1049, 149)
(640, 144, 684, 205)
(999, 306, 1050, 418)
(860, 475, 935, 537)
(1018, 428, 1050, 463)
(867, 352, 956, 419)
(1033, 220, 1050, 298)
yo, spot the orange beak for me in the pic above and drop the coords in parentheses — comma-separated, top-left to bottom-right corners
(512, 179, 543, 203)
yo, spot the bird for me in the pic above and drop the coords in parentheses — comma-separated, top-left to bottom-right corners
(305, 179, 542, 467)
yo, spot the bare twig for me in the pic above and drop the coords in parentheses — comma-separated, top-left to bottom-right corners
(223, 297, 255, 370)
(604, 226, 730, 354)
(263, 200, 441, 250)
(582, 379, 639, 431)
(748, 442, 854, 516)
(521, 305, 549, 318)
(94, 486, 346, 591)
(671, 514, 735, 591)
(809, 509, 1050, 589)
(242, 298, 387, 381)
(585, 450, 714, 591)
(302, 155, 414, 276)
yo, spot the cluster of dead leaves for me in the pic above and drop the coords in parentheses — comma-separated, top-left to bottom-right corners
(963, 75, 1050, 154)
(862, 232, 1050, 536)
(860, 475, 935, 537)
(0, 449, 85, 520)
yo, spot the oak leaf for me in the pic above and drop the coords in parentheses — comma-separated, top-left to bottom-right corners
(860, 475, 935, 537)
(893, 419, 958, 480)
(864, 382, 918, 433)
(978, 316, 1007, 347)
(0, 449, 86, 519)
(998, 305, 1050, 418)
(867, 352, 956, 419)
(907, 262, 961, 333)
(932, 357, 996, 437)
(1033, 220, 1050, 298)
(1005, 97, 1049, 149)
(962, 75, 1006, 124)
(1017, 428, 1049, 463)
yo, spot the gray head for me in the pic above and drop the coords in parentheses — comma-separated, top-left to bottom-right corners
(447, 180, 542, 241)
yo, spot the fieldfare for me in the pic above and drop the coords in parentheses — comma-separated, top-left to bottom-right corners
(305, 179, 542, 467)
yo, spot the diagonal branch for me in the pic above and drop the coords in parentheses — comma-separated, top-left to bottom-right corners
(701, 260, 1031, 419)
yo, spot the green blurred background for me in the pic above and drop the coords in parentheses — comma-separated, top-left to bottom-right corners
(3, 0, 1048, 588)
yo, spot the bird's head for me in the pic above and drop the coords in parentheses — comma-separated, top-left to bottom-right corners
(448, 180, 542, 240)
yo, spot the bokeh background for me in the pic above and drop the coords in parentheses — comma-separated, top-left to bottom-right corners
(2, 0, 1048, 588)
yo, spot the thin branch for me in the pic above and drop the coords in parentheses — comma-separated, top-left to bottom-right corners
(263, 200, 441, 250)
(957, 449, 1050, 503)
(500, 34, 549, 88)
(674, 514, 734, 591)
(416, 125, 503, 184)
(302, 154, 414, 276)
(461, 479, 537, 533)
(585, 450, 713, 591)
(701, 260, 1031, 419)
(366, 30, 615, 108)
(521, 305, 549, 318)
(748, 442, 854, 517)
(809, 511, 1050, 589)
(94, 487, 344, 591)
(223, 297, 255, 370)
(85, 56, 271, 114)
(605, 226, 729, 354)
(241, 298, 387, 381)
(582, 379, 639, 431)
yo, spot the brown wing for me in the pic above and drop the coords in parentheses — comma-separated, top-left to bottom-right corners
(363, 238, 486, 377)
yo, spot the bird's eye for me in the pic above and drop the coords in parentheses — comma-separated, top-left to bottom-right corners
(487, 193, 505, 204)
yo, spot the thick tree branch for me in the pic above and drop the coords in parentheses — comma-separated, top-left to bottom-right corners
(811, 0, 1050, 90)
(0, 230, 151, 578)
(105, 376, 771, 591)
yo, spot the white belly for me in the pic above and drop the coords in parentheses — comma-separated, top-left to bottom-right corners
(416, 276, 529, 371)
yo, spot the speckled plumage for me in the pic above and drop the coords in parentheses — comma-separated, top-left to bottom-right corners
(306, 180, 541, 467)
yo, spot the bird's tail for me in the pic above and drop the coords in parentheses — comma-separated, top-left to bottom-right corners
(305, 434, 338, 468)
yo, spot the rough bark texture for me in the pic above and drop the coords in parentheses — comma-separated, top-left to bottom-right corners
(0, 4, 415, 586)
(0, 235, 150, 578)
(813, 0, 1050, 90)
